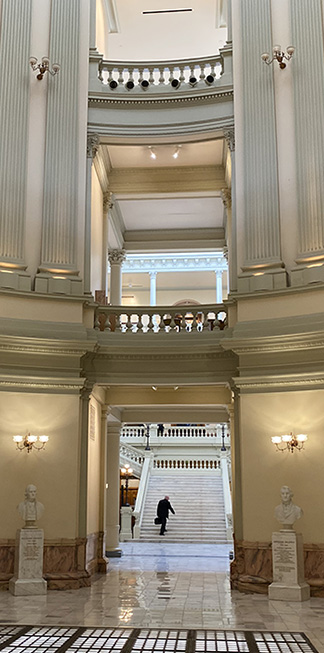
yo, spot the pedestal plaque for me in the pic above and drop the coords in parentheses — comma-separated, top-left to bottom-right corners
(9, 529, 47, 595)
(268, 530, 310, 601)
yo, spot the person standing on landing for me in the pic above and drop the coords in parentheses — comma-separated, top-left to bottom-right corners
(157, 495, 175, 535)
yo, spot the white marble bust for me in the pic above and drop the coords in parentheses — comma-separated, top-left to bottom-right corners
(18, 484, 44, 528)
(274, 485, 303, 529)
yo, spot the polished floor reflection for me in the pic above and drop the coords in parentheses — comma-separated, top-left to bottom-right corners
(0, 543, 323, 652)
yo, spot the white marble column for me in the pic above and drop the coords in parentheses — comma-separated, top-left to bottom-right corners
(79, 385, 92, 538)
(35, 0, 83, 295)
(238, 0, 285, 291)
(108, 250, 126, 305)
(149, 271, 157, 306)
(0, 0, 32, 291)
(84, 134, 100, 295)
(98, 406, 109, 571)
(290, 0, 324, 283)
(215, 270, 223, 303)
(102, 193, 111, 299)
(106, 422, 122, 556)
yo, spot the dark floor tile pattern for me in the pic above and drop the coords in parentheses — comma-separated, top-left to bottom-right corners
(0, 627, 318, 653)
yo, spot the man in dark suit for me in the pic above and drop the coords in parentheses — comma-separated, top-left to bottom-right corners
(156, 495, 175, 535)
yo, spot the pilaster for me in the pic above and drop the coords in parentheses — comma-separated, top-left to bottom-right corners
(0, 0, 32, 291)
(290, 0, 324, 286)
(223, 130, 237, 293)
(35, 0, 83, 296)
(237, 0, 286, 293)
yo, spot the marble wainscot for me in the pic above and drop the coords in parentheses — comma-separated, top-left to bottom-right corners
(9, 528, 47, 595)
(268, 530, 310, 601)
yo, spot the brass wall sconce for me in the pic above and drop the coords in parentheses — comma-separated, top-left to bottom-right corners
(261, 45, 295, 69)
(271, 432, 307, 453)
(13, 433, 49, 453)
(29, 56, 60, 80)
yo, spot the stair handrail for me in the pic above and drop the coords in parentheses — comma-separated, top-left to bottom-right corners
(133, 452, 154, 539)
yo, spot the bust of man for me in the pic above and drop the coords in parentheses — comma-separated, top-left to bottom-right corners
(18, 484, 44, 528)
(274, 485, 303, 529)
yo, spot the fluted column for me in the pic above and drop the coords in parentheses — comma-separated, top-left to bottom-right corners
(0, 0, 32, 290)
(106, 422, 122, 557)
(149, 271, 157, 306)
(290, 0, 324, 268)
(108, 250, 126, 305)
(84, 134, 100, 295)
(239, 0, 284, 282)
(36, 0, 82, 295)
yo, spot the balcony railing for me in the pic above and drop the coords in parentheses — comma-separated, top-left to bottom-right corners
(94, 303, 227, 334)
(97, 53, 225, 95)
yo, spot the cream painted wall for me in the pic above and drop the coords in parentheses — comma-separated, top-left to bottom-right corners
(121, 288, 218, 307)
(1, 392, 80, 540)
(102, 0, 227, 61)
(91, 169, 104, 295)
(87, 395, 102, 535)
(240, 390, 324, 543)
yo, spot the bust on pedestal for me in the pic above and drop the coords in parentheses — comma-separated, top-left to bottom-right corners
(9, 485, 47, 595)
(268, 486, 310, 602)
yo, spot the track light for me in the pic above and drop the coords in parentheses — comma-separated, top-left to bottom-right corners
(109, 79, 118, 89)
(125, 80, 135, 90)
(205, 74, 215, 86)
(141, 79, 150, 89)
(173, 146, 181, 159)
(148, 146, 156, 160)
(170, 78, 180, 89)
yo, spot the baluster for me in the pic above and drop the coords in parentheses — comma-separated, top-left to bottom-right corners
(149, 67, 155, 85)
(147, 313, 154, 331)
(118, 67, 124, 85)
(159, 65, 165, 85)
(179, 66, 185, 83)
(138, 66, 144, 85)
(98, 62, 104, 83)
(199, 62, 207, 81)
(107, 67, 114, 86)
(94, 312, 100, 330)
(104, 313, 112, 331)
(126, 314, 133, 332)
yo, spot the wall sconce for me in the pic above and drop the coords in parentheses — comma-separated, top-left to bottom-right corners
(29, 56, 60, 80)
(148, 146, 157, 160)
(173, 146, 181, 159)
(13, 433, 49, 453)
(271, 432, 307, 453)
(261, 45, 295, 69)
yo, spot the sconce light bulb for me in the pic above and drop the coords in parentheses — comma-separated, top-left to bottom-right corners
(52, 63, 60, 73)
(286, 46, 295, 56)
(273, 45, 281, 54)
(41, 56, 50, 66)
(271, 436, 282, 444)
(281, 434, 292, 442)
(121, 467, 126, 474)
(27, 434, 37, 443)
(39, 435, 49, 443)
(29, 56, 38, 67)
(296, 433, 307, 442)
(261, 52, 270, 62)
(128, 468, 133, 475)
(13, 435, 23, 443)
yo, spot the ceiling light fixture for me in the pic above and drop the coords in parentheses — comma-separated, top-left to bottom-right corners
(148, 146, 157, 160)
(261, 45, 295, 69)
(173, 146, 181, 159)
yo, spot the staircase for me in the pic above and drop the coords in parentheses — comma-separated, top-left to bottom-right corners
(139, 473, 229, 543)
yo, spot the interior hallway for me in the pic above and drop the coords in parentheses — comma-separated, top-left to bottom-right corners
(0, 544, 324, 652)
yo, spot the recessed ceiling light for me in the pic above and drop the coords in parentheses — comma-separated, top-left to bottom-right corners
(173, 145, 181, 159)
(148, 146, 156, 160)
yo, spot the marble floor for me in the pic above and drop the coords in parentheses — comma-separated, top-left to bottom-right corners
(0, 543, 323, 652)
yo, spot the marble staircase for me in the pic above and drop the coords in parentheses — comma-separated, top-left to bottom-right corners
(139, 473, 229, 543)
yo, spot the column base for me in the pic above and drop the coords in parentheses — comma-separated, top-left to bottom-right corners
(35, 272, 83, 296)
(9, 577, 47, 596)
(291, 263, 324, 287)
(105, 548, 122, 557)
(237, 267, 287, 293)
(0, 267, 31, 291)
(268, 581, 310, 602)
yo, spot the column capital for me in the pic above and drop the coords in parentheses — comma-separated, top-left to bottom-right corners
(223, 246, 229, 261)
(224, 129, 235, 152)
(87, 133, 100, 160)
(221, 187, 232, 208)
(108, 249, 126, 265)
(149, 270, 157, 278)
(80, 383, 93, 401)
(103, 192, 114, 214)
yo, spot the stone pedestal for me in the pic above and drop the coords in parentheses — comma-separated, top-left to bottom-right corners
(9, 529, 47, 595)
(269, 530, 310, 601)
(120, 506, 133, 542)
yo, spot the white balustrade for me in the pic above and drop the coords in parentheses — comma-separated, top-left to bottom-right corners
(97, 54, 223, 94)
(153, 458, 221, 471)
(95, 303, 227, 333)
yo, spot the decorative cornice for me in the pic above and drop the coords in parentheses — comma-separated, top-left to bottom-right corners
(95, 350, 233, 362)
(88, 88, 233, 107)
(233, 372, 324, 391)
(87, 133, 100, 159)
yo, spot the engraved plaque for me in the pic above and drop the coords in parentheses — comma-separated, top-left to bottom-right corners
(272, 532, 298, 584)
